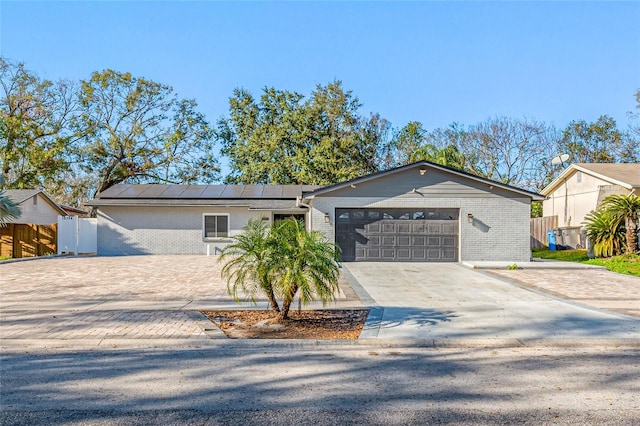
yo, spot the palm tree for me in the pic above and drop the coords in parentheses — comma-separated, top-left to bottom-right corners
(267, 219, 341, 321)
(601, 194, 640, 254)
(584, 209, 625, 257)
(0, 177, 20, 226)
(409, 144, 467, 171)
(219, 219, 280, 312)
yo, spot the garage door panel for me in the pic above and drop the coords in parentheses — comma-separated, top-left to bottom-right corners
(381, 236, 395, 245)
(382, 223, 396, 233)
(335, 208, 458, 262)
(397, 236, 411, 246)
(396, 248, 411, 260)
(442, 236, 456, 247)
(397, 223, 411, 233)
(443, 223, 458, 234)
(412, 236, 426, 246)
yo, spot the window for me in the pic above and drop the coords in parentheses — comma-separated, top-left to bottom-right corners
(203, 214, 229, 239)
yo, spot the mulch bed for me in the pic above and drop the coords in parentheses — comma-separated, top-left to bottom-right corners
(201, 309, 369, 339)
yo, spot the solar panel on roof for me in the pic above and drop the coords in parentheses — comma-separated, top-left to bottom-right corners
(179, 185, 208, 198)
(220, 185, 246, 198)
(199, 186, 226, 198)
(98, 184, 132, 198)
(157, 185, 188, 198)
(240, 185, 264, 198)
(137, 185, 172, 198)
(261, 186, 282, 198)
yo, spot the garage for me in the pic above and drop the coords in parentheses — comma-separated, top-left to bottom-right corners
(335, 208, 459, 262)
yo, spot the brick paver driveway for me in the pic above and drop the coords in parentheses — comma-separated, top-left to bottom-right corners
(488, 269, 640, 318)
(0, 255, 356, 345)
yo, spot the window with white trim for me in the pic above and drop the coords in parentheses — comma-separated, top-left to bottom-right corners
(203, 214, 229, 239)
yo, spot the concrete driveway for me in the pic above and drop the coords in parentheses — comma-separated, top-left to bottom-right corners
(344, 263, 640, 343)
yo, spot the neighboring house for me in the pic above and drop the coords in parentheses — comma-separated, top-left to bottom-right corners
(87, 161, 544, 262)
(3, 189, 66, 225)
(1, 189, 66, 258)
(541, 163, 640, 227)
(60, 204, 90, 217)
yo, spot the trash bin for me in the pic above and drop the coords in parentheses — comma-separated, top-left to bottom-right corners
(547, 230, 556, 251)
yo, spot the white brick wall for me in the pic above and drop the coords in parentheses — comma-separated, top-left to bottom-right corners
(309, 195, 531, 262)
(97, 206, 271, 255)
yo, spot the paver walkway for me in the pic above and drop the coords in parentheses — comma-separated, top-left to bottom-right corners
(488, 269, 640, 318)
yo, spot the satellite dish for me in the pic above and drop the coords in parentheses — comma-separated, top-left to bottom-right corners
(551, 153, 569, 166)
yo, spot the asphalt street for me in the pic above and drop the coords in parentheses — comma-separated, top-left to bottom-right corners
(1, 344, 639, 425)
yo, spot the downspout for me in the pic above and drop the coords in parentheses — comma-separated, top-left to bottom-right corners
(296, 196, 312, 231)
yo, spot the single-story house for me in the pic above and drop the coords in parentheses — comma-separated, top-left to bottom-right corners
(541, 163, 640, 227)
(86, 161, 544, 262)
(1, 189, 66, 258)
(3, 189, 66, 225)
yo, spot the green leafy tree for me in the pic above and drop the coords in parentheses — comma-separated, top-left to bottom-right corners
(219, 219, 280, 312)
(600, 194, 640, 254)
(584, 208, 625, 258)
(219, 218, 341, 322)
(0, 176, 20, 225)
(383, 121, 427, 167)
(558, 115, 634, 164)
(409, 143, 468, 170)
(0, 57, 77, 189)
(77, 69, 219, 195)
(218, 81, 387, 185)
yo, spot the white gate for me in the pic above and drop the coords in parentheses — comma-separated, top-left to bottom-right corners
(57, 216, 97, 255)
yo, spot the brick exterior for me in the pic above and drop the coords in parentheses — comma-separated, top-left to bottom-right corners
(97, 206, 272, 255)
(309, 195, 531, 262)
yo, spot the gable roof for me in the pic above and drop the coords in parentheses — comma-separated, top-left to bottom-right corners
(540, 163, 640, 196)
(302, 161, 545, 201)
(3, 189, 66, 215)
(86, 184, 323, 209)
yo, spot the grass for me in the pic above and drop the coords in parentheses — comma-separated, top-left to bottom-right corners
(0, 256, 11, 261)
(532, 248, 640, 277)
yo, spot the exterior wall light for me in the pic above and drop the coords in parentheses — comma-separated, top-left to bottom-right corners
(419, 168, 427, 176)
(467, 213, 474, 223)
(324, 213, 330, 223)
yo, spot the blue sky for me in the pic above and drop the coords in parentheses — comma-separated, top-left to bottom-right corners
(1, 1, 639, 133)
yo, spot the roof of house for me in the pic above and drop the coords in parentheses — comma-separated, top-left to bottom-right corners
(3, 189, 42, 204)
(540, 163, 640, 196)
(85, 184, 323, 210)
(302, 161, 546, 201)
(3, 189, 67, 215)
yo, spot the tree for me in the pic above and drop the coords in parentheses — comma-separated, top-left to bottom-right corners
(409, 143, 467, 170)
(0, 57, 77, 190)
(219, 218, 341, 322)
(384, 121, 427, 167)
(219, 219, 280, 313)
(0, 176, 20, 225)
(600, 194, 640, 254)
(77, 69, 218, 195)
(584, 208, 625, 258)
(268, 219, 341, 321)
(558, 115, 633, 164)
(218, 81, 388, 185)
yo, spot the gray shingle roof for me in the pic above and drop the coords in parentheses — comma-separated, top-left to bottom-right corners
(2, 189, 41, 204)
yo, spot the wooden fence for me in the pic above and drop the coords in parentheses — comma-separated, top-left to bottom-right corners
(530, 216, 557, 249)
(0, 223, 57, 259)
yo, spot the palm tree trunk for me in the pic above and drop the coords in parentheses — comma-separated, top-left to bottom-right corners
(626, 216, 639, 254)
(267, 291, 280, 313)
(277, 285, 298, 321)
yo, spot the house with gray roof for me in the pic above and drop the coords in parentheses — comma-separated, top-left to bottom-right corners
(87, 161, 544, 262)
(3, 189, 66, 225)
(541, 163, 640, 227)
